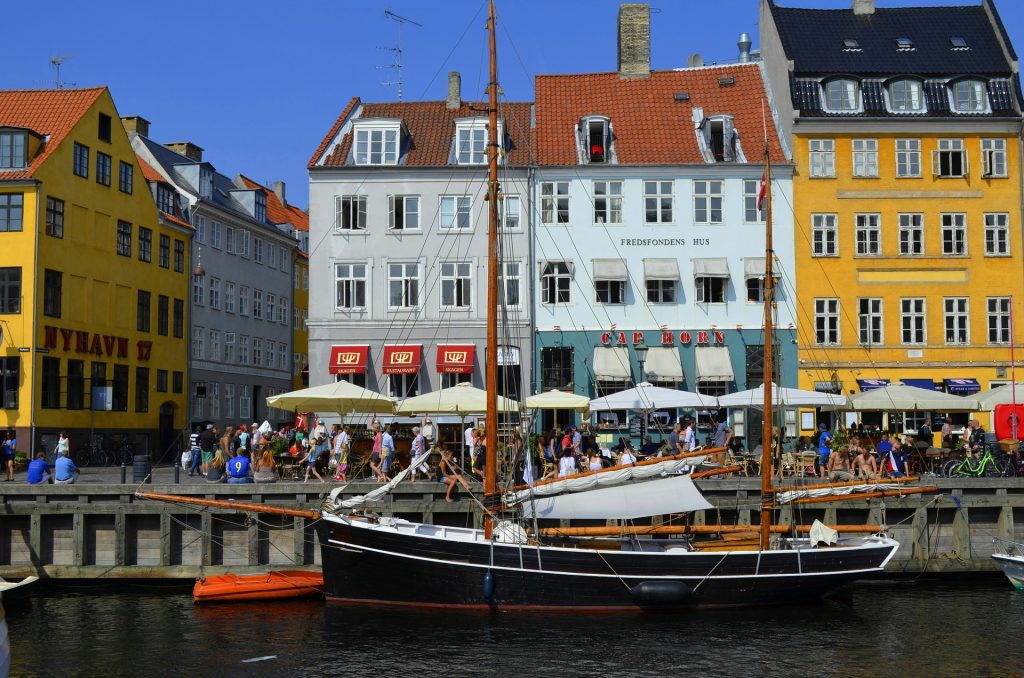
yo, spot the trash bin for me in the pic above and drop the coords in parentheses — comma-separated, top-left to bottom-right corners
(133, 454, 152, 483)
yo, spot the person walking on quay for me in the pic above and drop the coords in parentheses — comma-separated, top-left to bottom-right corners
(816, 423, 833, 479)
(188, 426, 202, 476)
(251, 421, 263, 452)
(369, 423, 385, 482)
(380, 425, 396, 480)
(54, 449, 79, 485)
(198, 424, 217, 475)
(55, 431, 70, 459)
(2, 430, 16, 481)
(409, 426, 429, 482)
(26, 451, 50, 485)
(302, 435, 327, 483)
(238, 425, 250, 459)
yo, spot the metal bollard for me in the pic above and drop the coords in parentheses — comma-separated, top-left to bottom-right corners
(174, 463, 180, 484)
(120, 463, 127, 484)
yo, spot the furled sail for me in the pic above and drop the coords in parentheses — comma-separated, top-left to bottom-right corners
(323, 451, 432, 513)
(519, 474, 712, 520)
(775, 482, 913, 505)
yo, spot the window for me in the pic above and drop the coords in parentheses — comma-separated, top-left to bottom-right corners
(941, 214, 967, 255)
(224, 384, 235, 419)
(173, 298, 184, 338)
(855, 214, 881, 256)
(695, 277, 726, 304)
(852, 139, 878, 177)
(388, 373, 420, 399)
(252, 289, 263, 319)
(66, 360, 83, 410)
(157, 295, 168, 336)
(901, 298, 926, 345)
(278, 343, 288, 371)
(812, 214, 838, 256)
(254, 191, 266, 223)
(0, 268, 20, 313)
(540, 347, 573, 391)
(951, 79, 987, 113)
(191, 274, 203, 306)
(648, 279, 676, 304)
(98, 113, 112, 142)
(45, 197, 64, 237)
(746, 276, 764, 303)
(388, 263, 419, 309)
(239, 385, 252, 419)
(41, 357, 60, 409)
(209, 330, 221, 362)
(112, 364, 129, 412)
(944, 297, 969, 345)
(353, 126, 399, 165)
(266, 243, 276, 269)
(194, 215, 206, 244)
(895, 139, 921, 177)
(540, 182, 569, 224)
(239, 286, 250, 315)
(135, 367, 149, 413)
(441, 372, 472, 389)
(0, 131, 28, 169)
(96, 152, 111, 186)
(266, 295, 276, 323)
(156, 184, 175, 214)
(809, 139, 835, 177)
(73, 143, 89, 177)
(118, 161, 133, 194)
(888, 80, 924, 112)
(208, 382, 219, 419)
(815, 298, 840, 345)
(138, 227, 152, 262)
(208, 277, 221, 309)
(583, 117, 610, 163)
(595, 279, 625, 305)
(985, 213, 1010, 256)
(0, 193, 23, 232)
(823, 79, 859, 111)
(192, 327, 205, 360)
(988, 297, 1011, 344)
(225, 226, 234, 254)
(172, 371, 183, 394)
(388, 195, 420, 230)
(645, 180, 674, 224)
(541, 261, 571, 305)
(117, 221, 131, 256)
(43, 269, 61, 318)
(950, 36, 968, 49)
(219, 282, 233, 313)
(238, 229, 250, 258)
(174, 240, 184, 273)
(981, 139, 1007, 178)
(898, 213, 924, 255)
(253, 237, 263, 263)
(896, 37, 914, 51)
(858, 298, 883, 346)
(152, 236, 168, 270)
(211, 221, 222, 249)
(499, 262, 521, 307)
(335, 263, 367, 310)
(501, 195, 521, 229)
(934, 139, 967, 177)
(743, 179, 764, 223)
(456, 123, 487, 165)
(224, 333, 236, 363)
(593, 181, 622, 224)
(137, 290, 151, 332)
(441, 262, 472, 308)
(277, 298, 287, 324)
(332, 195, 367, 232)
(439, 195, 471, 230)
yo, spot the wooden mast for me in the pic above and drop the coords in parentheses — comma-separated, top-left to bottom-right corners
(483, 0, 499, 539)
(759, 127, 775, 551)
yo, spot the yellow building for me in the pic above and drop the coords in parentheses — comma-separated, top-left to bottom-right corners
(761, 0, 1024, 434)
(0, 88, 190, 459)
(293, 252, 309, 389)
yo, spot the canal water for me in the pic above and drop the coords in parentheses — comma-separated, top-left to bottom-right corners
(5, 578, 1023, 677)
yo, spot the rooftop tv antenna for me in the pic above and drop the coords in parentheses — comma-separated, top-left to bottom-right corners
(378, 9, 423, 101)
(51, 55, 76, 89)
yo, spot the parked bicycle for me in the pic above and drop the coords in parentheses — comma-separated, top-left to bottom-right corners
(941, 444, 1005, 477)
(74, 444, 107, 468)
(109, 441, 133, 466)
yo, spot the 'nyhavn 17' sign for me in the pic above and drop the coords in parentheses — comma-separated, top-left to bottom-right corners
(43, 325, 153, 361)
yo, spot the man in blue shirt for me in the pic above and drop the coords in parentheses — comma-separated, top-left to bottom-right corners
(226, 454, 253, 484)
(26, 452, 50, 485)
(877, 433, 893, 456)
(817, 424, 833, 479)
(54, 450, 79, 484)
(380, 425, 396, 476)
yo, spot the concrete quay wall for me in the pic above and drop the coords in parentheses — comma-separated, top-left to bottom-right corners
(1, 478, 1022, 579)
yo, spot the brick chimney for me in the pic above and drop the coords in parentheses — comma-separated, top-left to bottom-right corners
(164, 142, 204, 162)
(446, 71, 461, 109)
(121, 115, 150, 137)
(618, 3, 650, 79)
(273, 180, 286, 206)
(853, 0, 875, 15)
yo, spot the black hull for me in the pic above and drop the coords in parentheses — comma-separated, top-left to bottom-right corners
(315, 518, 897, 611)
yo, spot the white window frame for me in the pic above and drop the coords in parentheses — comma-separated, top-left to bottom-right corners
(855, 213, 881, 256)
(225, 226, 235, 254)
(887, 79, 925, 113)
(210, 221, 222, 249)
(455, 120, 493, 166)
(388, 373, 420, 399)
(540, 261, 572, 305)
(809, 139, 835, 178)
(814, 298, 840, 346)
(336, 195, 367, 232)
(812, 213, 838, 257)
(335, 262, 367, 311)
(207, 277, 221, 309)
(695, 276, 726, 304)
(895, 138, 921, 177)
(239, 385, 252, 420)
(239, 286, 250, 316)
(900, 298, 927, 345)
(224, 333, 236, 364)
(540, 182, 569, 225)
(593, 181, 622, 225)
(278, 343, 288, 370)
(253, 338, 263, 366)
(208, 383, 220, 419)
(988, 297, 1012, 345)
(224, 384, 235, 419)
(822, 79, 861, 112)
(191, 274, 204, 306)
(499, 261, 522, 308)
(238, 230, 251, 258)
(192, 327, 205, 360)
(933, 139, 968, 178)
(645, 180, 675, 224)
(898, 213, 925, 256)
(944, 297, 970, 346)
(353, 123, 400, 166)
(194, 215, 206, 244)
(238, 336, 250, 365)
(440, 261, 473, 309)
(858, 298, 883, 346)
(743, 179, 765, 223)
(439, 195, 472, 230)
(595, 279, 626, 305)
(647, 279, 676, 304)
(984, 213, 1010, 257)
(224, 281, 236, 313)
(388, 195, 421, 231)
(252, 289, 263, 320)
(692, 180, 721, 225)
(500, 195, 521, 230)
(949, 79, 989, 114)
(208, 329, 221, 362)
(941, 213, 967, 256)
(253, 237, 263, 264)
(981, 138, 1007, 178)
(266, 294, 276, 323)
(387, 262, 420, 310)
(852, 138, 879, 177)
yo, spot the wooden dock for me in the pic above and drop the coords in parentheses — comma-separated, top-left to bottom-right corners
(1, 477, 1022, 579)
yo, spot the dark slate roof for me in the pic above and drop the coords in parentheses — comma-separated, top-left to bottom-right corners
(791, 76, 1019, 117)
(769, 2, 1015, 76)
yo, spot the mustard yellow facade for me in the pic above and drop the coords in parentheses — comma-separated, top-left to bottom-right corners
(0, 88, 190, 458)
(293, 253, 309, 389)
(793, 129, 1024, 430)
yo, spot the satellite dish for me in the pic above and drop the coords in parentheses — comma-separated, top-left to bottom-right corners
(687, 53, 704, 68)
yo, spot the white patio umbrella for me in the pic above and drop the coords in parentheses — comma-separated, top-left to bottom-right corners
(717, 382, 848, 409)
(847, 383, 979, 411)
(974, 383, 1024, 410)
(589, 382, 718, 411)
(523, 390, 591, 412)
(394, 382, 520, 415)
(265, 380, 395, 415)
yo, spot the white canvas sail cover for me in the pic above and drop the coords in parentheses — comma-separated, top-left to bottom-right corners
(519, 474, 712, 520)
(324, 450, 432, 512)
(775, 482, 911, 505)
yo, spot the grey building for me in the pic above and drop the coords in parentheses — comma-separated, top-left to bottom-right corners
(306, 74, 533, 412)
(128, 119, 298, 430)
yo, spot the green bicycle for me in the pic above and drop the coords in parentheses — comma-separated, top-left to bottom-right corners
(941, 446, 1005, 478)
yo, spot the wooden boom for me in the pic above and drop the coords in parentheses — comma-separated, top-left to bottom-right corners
(538, 524, 884, 538)
(136, 491, 319, 520)
(775, 476, 921, 492)
(772, 485, 938, 507)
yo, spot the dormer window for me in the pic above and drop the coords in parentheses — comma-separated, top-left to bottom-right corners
(896, 37, 915, 52)
(950, 36, 968, 50)
(699, 115, 740, 162)
(199, 166, 213, 199)
(823, 79, 860, 112)
(0, 130, 28, 170)
(353, 121, 401, 166)
(887, 79, 925, 113)
(842, 38, 861, 52)
(454, 119, 495, 165)
(950, 79, 988, 113)
(581, 116, 612, 164)
(254, 191, 266, 223)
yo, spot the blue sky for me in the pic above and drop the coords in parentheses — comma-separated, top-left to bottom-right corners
(3, 0, 1021, 209)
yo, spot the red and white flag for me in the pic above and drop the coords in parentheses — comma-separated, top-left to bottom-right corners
(757, 170, 768, 211)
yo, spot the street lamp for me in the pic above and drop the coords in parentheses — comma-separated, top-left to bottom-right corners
(634, 341, 648, 446)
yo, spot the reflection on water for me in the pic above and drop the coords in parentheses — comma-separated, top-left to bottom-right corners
(5, 578, 1023, 677)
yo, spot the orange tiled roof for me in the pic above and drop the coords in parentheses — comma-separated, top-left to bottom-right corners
(312, 99, 532, 168)
(0, 87, 106, 179)
(533, 64, 786, 165)
(159, 211, 194, 230)
(308, 97, 360, 168)
(237, 174, 308, 232)
(136, 154, 167, 184)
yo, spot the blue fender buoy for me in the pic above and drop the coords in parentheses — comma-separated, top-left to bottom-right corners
(482, 570, 495, 601)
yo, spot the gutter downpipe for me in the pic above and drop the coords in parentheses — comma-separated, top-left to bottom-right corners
(29, 179, 41, 457)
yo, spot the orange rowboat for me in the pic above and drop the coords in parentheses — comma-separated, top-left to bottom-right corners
(193, 570, 324, 603)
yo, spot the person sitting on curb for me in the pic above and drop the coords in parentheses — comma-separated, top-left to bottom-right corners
(439, 447, 471, 503)
(26, 451, 51, 485)
(206, 450, 227, 483)
(54, 449, 79, 484)
(226, 451, 253, 484)
(254, 449, 277, 483)
(827, 447, 853, 482)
